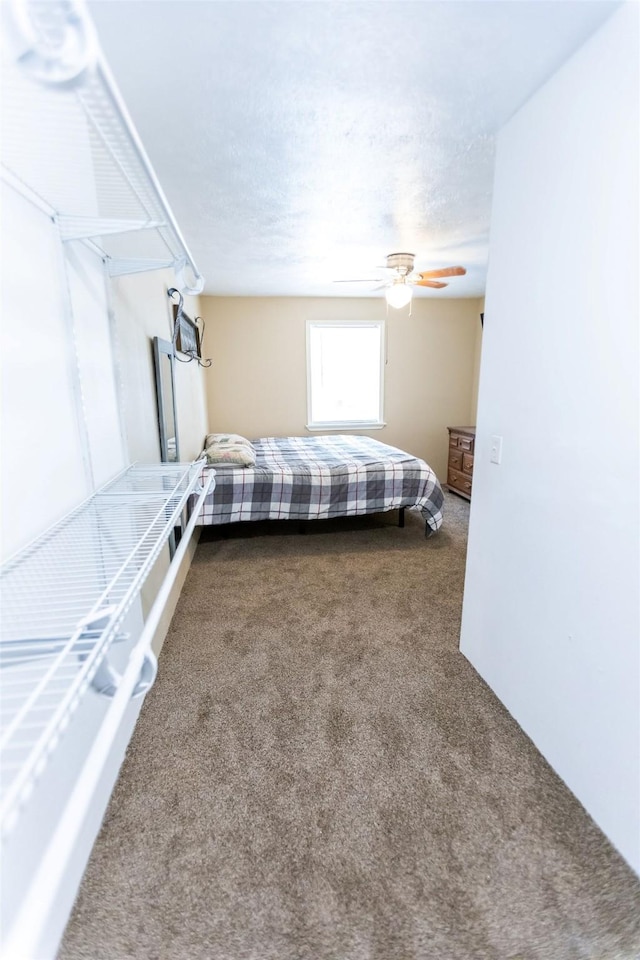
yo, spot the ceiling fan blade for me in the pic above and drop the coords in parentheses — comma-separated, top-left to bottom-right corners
(332, 278, 385, 283)
(418, 266, 466, 280)
(414, 280, 448, 288)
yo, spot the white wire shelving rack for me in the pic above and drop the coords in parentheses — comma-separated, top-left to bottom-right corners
(0, 0, 204, 294)
(0, 461, 209, 840)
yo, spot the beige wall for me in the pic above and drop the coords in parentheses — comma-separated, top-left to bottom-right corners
(200, 295, 482, 481)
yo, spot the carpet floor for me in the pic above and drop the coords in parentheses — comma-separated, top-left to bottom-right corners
(59, 495, 640, 960)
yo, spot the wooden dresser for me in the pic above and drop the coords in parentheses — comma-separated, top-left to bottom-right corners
(447, 426, 476, 500)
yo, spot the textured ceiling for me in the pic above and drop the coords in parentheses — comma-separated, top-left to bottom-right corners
(89, 0, 618, 298)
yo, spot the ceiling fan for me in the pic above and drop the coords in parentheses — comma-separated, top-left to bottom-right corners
(334, 253, 466, 308)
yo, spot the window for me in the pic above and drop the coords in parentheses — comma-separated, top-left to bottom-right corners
(306, 320, 385, 430)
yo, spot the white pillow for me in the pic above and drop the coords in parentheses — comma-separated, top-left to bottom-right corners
(204, 440, 256, 467)
(204, 432, 252, 448)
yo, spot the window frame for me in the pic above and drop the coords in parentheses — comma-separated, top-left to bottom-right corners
(305, 319, 386, 431)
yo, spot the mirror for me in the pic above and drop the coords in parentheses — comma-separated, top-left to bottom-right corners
(153, 337, 179, 462)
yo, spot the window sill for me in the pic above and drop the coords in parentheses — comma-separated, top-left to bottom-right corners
(306, 421, 387, 432)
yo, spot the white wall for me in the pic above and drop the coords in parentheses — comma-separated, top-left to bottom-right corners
(461, 3, 639, 873)
(0, 189, 208, 564)
(0, 186, 91, 560)
(110, 269, 208, 623)
(111, 269, 208, 465)
(0, 184, 127, 561)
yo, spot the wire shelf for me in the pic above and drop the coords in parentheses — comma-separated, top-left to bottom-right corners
(0, 0, 204, 294)
(0, 462, 205, 838)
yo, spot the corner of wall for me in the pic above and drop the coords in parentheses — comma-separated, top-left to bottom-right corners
(469, 297, 485, 424)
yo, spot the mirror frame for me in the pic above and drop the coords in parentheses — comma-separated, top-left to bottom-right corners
(152, 336, 180, 463)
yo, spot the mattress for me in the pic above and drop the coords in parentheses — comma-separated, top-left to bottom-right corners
(198, 434, 444, 534)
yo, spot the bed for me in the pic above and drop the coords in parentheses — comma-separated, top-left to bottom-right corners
(198, 434, 444, 537)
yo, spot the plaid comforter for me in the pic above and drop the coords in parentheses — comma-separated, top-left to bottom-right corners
(199, 435, 444, 533)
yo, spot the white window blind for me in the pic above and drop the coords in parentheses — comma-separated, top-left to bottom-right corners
(306, 321, 385, 429)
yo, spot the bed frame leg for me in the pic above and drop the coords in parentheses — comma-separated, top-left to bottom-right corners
(399, 507, 405, 528)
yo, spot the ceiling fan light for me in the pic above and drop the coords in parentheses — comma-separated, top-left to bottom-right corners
(385, 282, 413, 309)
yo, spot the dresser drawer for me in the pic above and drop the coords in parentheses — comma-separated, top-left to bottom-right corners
(447, 467, 472, 498)
(449, 448, 464, 471)
(449, 432, 475, 453)
(462, 452, 474, 473)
